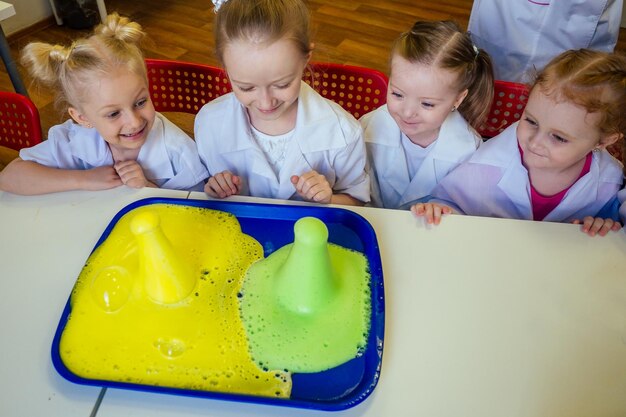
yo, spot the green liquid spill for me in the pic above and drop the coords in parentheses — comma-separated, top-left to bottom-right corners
(240, 217, 371, 373)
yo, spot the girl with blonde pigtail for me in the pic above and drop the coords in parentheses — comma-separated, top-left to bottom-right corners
(0, 13, 207, 195)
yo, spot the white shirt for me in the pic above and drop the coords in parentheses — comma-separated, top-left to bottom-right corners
(402, 133, 435, 179)
(194, 81, 370, 203)
(250, 126, 294, 176)
(19, 113, 208, 191)
(430, 122, 624, 222)
(361, 105, 481, 209)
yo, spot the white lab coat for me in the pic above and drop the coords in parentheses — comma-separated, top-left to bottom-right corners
(19, 113, 208, 191)
(430, 123, 624, 222)
(468, 0, 623, 82)
(361, 105, 481, 209)
(194, 81, 370, 202)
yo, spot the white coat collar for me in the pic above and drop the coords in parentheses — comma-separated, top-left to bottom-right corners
(475, 123, 533, 218)
(398, 111, 480, 205)
(214, 82, 347, 199)
(367, 107, 480, 206)
(215, 82, 346, 152)
(136, 114, 176, 182)
(67, 121, 112, 167)
(362, 105, 408, 199)
(545, 150, 623, 221)
(475, 122, 624, 221)
(210, 94, 282, 194)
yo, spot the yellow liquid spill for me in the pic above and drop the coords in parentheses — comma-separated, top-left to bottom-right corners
(60, 204, 291, 397)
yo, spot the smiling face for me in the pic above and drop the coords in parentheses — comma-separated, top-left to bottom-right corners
(386, 55, 468, 147)
(222, 37, 310, 135)
(516, 88, 617, 175)
(69, 68, 155, 159)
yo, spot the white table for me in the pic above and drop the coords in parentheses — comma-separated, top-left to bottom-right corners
(0, 187, 186, 417)
(2, 188, 626, 417)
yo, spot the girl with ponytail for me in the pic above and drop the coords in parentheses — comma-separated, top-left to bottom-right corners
(0, 13, 207, 195)
(360, 20, 494, 209)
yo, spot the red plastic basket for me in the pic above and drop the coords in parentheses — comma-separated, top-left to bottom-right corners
(478, 80, 529, 138)
(145, 59, 388, 120)
(0, 91, 43, 151)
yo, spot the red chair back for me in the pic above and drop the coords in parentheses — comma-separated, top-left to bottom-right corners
(0, 92, 43, 151)
(145, 59, 388, 120)
(478, 80, 529, 139)
(607, 142, 623, 162)
(145, 59, 230, 115)
(304, 62, 388, 119)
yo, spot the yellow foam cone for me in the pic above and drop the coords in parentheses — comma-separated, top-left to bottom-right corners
(130, 210, 197, 304)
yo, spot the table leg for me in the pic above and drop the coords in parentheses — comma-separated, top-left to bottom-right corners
(96, 0, 107, 23)
(0, 25, 27, 96)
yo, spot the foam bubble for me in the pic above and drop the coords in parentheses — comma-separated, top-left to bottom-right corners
(153, 337, 186, 358)
(90, 266, 131, 312)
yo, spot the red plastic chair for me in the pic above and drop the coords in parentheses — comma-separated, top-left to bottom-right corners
(304, 62, 388, 119)
(145, 59, 388, 119)
(145, 59, 230, 115)
(477, 80, 529, 139)
(607, 142, 623, 162)
(0, 91, 43, 151)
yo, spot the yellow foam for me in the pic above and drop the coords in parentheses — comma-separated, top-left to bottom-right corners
(60, 204, 291, 397)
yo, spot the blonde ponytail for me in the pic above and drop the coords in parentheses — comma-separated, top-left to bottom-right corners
(20, 42, 71, 87)
(95, 12, 145, 45)
(20, 12, 147, 111)
(392, 21, 495, 130)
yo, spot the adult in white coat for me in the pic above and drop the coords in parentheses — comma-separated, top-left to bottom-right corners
(195, 81, 370, 203)
(468, 0, 623, 82)
(362, 106, 480, 209)
(361, 20, 494, 209)
(427, 122, 623, 222)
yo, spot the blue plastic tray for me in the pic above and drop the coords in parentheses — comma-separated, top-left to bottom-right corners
(51, 197, 385, 411)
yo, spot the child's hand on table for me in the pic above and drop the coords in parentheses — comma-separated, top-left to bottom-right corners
(205, 170, 241, 198)
(572, 216, 621, 237)
(114, 160, 155, 188)
(411, 202, 454, 225)
(291, 171, 332, 203)
(82, 166, 124, 190)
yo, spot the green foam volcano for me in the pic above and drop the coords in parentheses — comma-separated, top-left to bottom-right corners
(239, 217, 371, 373)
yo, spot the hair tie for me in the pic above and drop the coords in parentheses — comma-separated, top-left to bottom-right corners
(212, 0, 228, 12)
(472, 44, 479, 61)
(50, 44, 72, 62)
